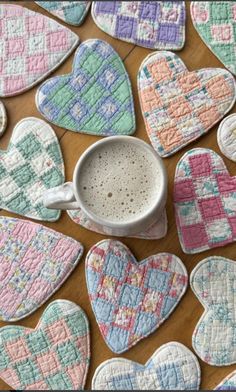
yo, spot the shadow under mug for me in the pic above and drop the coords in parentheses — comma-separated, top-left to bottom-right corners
(43, 136, 168, 237)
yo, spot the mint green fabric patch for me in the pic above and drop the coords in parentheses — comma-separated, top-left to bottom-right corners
(36, 39, 136, 136)
(36, 1, 90, 26)
(0, 117, 64, 221)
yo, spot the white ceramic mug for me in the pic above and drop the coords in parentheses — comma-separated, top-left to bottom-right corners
(43, 136, 167, 236)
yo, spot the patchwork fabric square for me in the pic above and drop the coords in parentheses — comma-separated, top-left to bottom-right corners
(0, 300, 90, 390)
(86, 240, 187, 353)
(92, 1, 186, 50)
(174, 148, 236, 253)
(36, 1, 90, 26)
(0, 3, 79, 96)
(138, 51, 236, 157)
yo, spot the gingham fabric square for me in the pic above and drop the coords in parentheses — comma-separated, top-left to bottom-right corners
(92, 342, 201, 390)
(92, 1, 186, 50)
(0, 3, 79, 97)
(36, 1, 90, 26)
(191, 257, 236, 366)
(138, 51, 236, 157)
(191, 2, 236, 76)
(174, 148, 236, 253)
(0, 117, 64, 221)
(86, 240, 188, 354)
(215, 371, 236, 390)
(0, 300, 90, 390)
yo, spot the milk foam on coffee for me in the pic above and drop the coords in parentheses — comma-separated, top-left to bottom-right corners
(79, 141, 161, 223)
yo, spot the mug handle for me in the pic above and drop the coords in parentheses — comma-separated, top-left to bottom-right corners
(43, 182, 80, 210)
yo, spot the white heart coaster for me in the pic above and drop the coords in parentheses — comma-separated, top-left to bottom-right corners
(217, 114, 236, 162)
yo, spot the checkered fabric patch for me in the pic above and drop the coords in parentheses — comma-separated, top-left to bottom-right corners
(138, 51, 236, 157)
(174, 148, 236, 253)
(191, 2, 236, 76)
(0, 3, 79, 97)
(0, 300, 90, 390)
(0, 101, 7, 137)
(92, 2, 185, 50)
(36, 39, 135, 136)
(67, 208, 167, 240)
(92, 342, 201, 390)
(0, 216, 83, 322)
(0, 117, 64, 222)
(86, 240, 188, 354)
(36, 1, 90, 26)
(215, 371, 236, 390)
(191, 257, 236, 366)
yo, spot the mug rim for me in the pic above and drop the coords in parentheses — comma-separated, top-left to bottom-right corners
(73, 136, 167, 232)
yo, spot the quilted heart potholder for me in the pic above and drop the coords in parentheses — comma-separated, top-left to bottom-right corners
(191, 2, 236, 76)
(174, 148, 236, 254)
(0, 300, 90, 390)
(0, 216, 83, 322)
(215, 371, 236, 390)
(0, 3, 79, 97)
(36, 39, 135, 136)
(138, 51, 236, 157)
(0, 101, 7, 137)
(67, 209, 168, 240)
(36, 1, 90, 26)
(217, 114, 236, 162)
(191, 257, 236, 366)
(0, 117, 64, 222)
(92, 1, 186, 50)
(86, 240, 188, 354)
(92, 342, 201, 390)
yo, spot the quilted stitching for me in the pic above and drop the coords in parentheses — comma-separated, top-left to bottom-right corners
(0, 4, 79, 97)
(92, 342, 201, 390)
(0, 300, 90, 390)
(0, 117, 64, 222)
(36, 39, 136, 136)
(191, 2, 236, 75)
(0, 101, 7, 137)
(67, 209, 168, 240)
(191, 257, 236, 366)
(36, 1, 90, 26)
(138, 51, 236, 157)
(215, 371, 236, 390)
(217, 114, 236, 162)
(85, 240, 188, 354)
(92, 1, 185, 50)
(0, 216, 83, 322)
(174, 148, 236, 253)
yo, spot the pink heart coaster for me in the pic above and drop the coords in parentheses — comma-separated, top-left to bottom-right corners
(138, 51, 236, 157)
(67, 209, 168, 240)
(0, 3, 79, 97)
(0, 216, 83, 322)
(86, 240, 188, 353)
(174, 148, 236, 254)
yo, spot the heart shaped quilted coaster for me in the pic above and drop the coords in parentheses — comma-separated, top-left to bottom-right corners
(86, 240, 188, 354)
(0, 117, 64, 222)
(36, 1, 91, 26)
(215, 371, 236, 390)
(67, 209, 167, 240)
(0, 216, 83, 322)
(92, 1, 186, 50)
(0, 300, 90, 390)
(92, 342, 201, 390)
(191, 2, 236, 76)
(174, 148, 236, 254)
(138, 51, 236, 157)
(191, 257, 236, 366)
(0, 101, 7, 137)
(217, 114, 236, 162)
(0, 4, 79, 97)
(36, 39, 135, 136)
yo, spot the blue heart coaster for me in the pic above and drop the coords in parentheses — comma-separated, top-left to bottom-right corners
(36, 39, 136, 136)
(36, 1, 91, 26)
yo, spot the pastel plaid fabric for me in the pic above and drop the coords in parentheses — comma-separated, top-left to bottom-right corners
(36, 1, 90, 26)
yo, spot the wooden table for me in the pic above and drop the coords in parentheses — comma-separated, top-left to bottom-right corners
(1, 1, 236, 390)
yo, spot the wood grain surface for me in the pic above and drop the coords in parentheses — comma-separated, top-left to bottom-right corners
(0, 1, 236, 390)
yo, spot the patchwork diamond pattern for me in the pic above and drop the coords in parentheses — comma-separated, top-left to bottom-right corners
(92, 1, 186, 50)
(0, 4, 79, 97)
(174, 148, 236, 253)
(36, 1, 91, 26)
(0, 118, 64, 221)
(138, 51, 236, 157)
(0, 300, 90, 390)
(86, 240, 187, 354)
